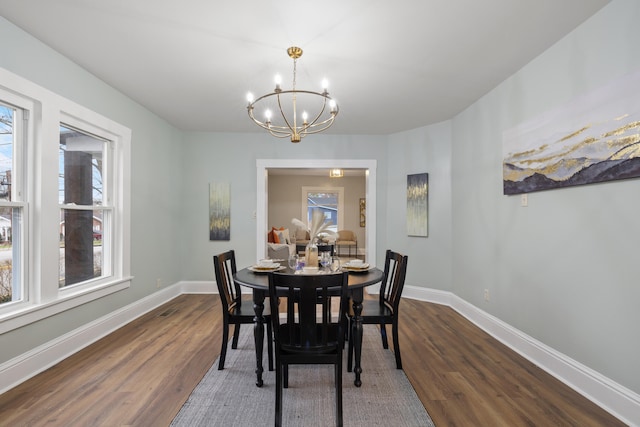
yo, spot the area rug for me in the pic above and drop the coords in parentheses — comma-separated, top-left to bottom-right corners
(171, 324, 434, 427)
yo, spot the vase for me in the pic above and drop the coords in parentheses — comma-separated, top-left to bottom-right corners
(305, 240, 318, 268)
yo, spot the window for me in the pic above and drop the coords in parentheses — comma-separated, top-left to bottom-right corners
(0, 68, 131, 332)
(59, 124, 109, 287)
(0, 102, 25, 307)
(301, 186, 344, 233)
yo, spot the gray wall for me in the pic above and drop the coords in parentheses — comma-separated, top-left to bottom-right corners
(386, 121, 453, 291)
(1, 0, 639, 400)
(178, 132, 388, 278)
(0, 17, 184, 363)
(451, 0, 640, 393)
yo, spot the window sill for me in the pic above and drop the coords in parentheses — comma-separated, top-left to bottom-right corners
(0, 277, 133, 334)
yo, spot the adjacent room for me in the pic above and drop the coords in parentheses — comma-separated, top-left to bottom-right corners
(0, 1, 639, 425)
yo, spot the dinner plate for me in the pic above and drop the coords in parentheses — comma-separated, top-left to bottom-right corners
(342, 264, 371, 273)
(342, 262, 369, 269)
(248, 265, 286, 273)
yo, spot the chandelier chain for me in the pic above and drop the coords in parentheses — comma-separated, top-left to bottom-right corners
(292, 56, 298, 131)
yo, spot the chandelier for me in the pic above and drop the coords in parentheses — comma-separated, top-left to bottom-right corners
(246, 46, 339, 143)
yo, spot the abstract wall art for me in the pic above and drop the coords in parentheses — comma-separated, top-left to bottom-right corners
(503, 70, 640, 195)
(406, 173, 428, 237)
(209, 182, 230, 240)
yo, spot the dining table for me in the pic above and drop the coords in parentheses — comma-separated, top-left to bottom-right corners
(234, 265, 384, 388)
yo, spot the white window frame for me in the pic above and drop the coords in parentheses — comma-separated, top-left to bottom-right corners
(58, 116, 114, 291)
(301, 186, 344, 232)
(0, 91, 31, 311)
(0, 68, 132, 334)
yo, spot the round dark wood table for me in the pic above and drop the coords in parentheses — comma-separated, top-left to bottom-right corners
(234, 266, 383, 387)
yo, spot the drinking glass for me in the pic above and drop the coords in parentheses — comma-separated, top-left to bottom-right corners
(330, 256, 341, 273)
(320, 251, 331, 271)
(288, 254, 299, 270)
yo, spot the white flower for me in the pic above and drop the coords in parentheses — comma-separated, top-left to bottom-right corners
(291, 209, 336, 242)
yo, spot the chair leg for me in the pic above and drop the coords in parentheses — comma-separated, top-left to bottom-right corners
(392, 318, 402, 369)
(231, 323, 241, 349)
(335, 359, 343, 427)
(218, 319, 229, 370)
(284, 363, 289, 388)
(341, 305, 349, 349)
(275, 361, 283, 427)
(266, 321, 274, 371)
(379, 323, 389, 349)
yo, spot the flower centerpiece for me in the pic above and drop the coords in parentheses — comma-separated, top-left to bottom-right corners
(292, 209, 336, 267)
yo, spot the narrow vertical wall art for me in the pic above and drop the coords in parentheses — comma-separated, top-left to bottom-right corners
(209, 182, 230, 241)
(406, 173, 428, 237)
(359, 198, 366, 227)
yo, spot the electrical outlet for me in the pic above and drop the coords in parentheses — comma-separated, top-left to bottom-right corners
(484, 289, 490, 301)
(521, 194, 528, 207)
(156, 279, 162, 288)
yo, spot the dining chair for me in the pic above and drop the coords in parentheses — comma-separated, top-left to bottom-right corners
(213, 250, 273, 371)
(335, 230, 357, 259)
(347, 249, 408, 370)
(268, 271, 349, 427)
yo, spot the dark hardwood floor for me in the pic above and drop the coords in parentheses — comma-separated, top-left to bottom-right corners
(0, 294, 625, 426)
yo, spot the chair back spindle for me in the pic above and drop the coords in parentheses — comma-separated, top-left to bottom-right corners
(214, 250, 242, 313)
(379, 249, 408, 312)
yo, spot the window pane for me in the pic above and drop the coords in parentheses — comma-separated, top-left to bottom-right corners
(0, 105, 14, 202)
(0, 105, 22, 305)
(59, 125, 104, 205)
(59, 208, 103, 287)
(0, 207, 22, 304)
(307, 192, 338, 232)
(59, 125, 106, 287)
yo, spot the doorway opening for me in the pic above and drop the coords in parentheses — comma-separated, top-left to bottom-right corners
(256, 159, 377, 264)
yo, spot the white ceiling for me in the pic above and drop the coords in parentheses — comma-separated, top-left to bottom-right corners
(0, 0, 609, 135)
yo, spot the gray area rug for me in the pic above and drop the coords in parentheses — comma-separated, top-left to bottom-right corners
(171, 324, 434, 427)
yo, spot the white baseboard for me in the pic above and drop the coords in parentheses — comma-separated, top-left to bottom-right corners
(2, 280, 638, 425)
(403, 284, 640, 426)
(0, 283, 183, 395)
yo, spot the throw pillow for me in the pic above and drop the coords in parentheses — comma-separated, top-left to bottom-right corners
(271, 227, 281, 243)
(278, 228, 291, 245)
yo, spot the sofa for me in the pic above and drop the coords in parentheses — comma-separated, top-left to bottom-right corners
(267, 227, 296, 259)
